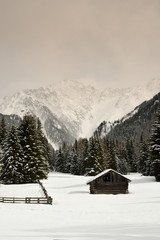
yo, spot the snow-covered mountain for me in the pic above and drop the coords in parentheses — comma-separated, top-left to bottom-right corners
(82, 78, 160, 136)
(94, 91, 160, 147)
(0, 80, 98, 147)
(0, 78, 159, 147)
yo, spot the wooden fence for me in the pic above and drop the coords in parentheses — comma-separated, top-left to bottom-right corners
(0, 181, 53, 205)
(38, 180, 49, 198)
(0, 196, 52, 204)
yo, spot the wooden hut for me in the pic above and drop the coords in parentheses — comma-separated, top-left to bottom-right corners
(87, 169, 131, 194)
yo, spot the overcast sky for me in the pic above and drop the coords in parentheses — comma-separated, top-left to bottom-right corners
(0, 0, 160, 97)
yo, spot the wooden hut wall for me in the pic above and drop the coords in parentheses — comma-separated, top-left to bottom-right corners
(89, 171, 129, 194)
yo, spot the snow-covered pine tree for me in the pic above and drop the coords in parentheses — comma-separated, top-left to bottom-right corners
(150, 109, 160, 181)
(0, 117, 7, 147)
(77, 138, 88, 175)
(0, 146, 3, 172)
(36, 118, 49, 179)
(0, 118, 8, 176)
(137, 137, 151, 175)
(85, 137, 105, 176)
(64, 149, 72, 173)
(44, 138, 55, 171)
(85, 137, 97, 176)
(55, 148, 64, 172)
(103, 139, 118, 171)
(125, 140, 137, 172)
(18, 115, 48, 183)
(70, 147, 79, 175)
(115, 142, 128, 174)
(93, 137, 105, 175)
(69, 139, 83, 175)
(1, 126, 25, 184)
(37, 118, 55, 171)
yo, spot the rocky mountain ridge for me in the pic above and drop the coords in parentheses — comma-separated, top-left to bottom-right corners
(94, 92, 160, 148)
(0, 78, 159, 147)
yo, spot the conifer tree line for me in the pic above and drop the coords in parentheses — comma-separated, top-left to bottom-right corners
(53, 136, 138, 176)
(0, 109, 159, 183)
(0, 115, 54, 184)
(54, 137, 127, 176)
(53, 108, 160, 181)
(114, 108, 160, 181)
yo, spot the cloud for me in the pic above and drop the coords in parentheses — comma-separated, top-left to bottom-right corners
(0, 0, 160, 96)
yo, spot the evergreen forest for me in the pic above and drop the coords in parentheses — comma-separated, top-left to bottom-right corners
(53, 106, 160, 181)
(0, 115, 54, 184)
(0, 103, 160, 184)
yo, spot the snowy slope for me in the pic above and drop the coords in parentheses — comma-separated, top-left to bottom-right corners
(0, 172, 160, 240)
(0, 80, 98, 147)
(92, 81, 160, 133)
(0, 79, 159, 146)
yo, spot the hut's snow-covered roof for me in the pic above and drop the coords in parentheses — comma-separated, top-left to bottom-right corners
(86, 169, 131, 184)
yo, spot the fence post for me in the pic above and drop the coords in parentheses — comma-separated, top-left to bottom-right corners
(47, 196, 52, 205)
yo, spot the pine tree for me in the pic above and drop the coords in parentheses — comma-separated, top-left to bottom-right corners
(78, 138, 88, 175)
(115, 142, 128, 174)
(0, 146, 3, 172)
(1, 126, 25, 184)
(77, 138, 88, 175)
(64, 149, 72, 173)
(93, 137, 105, 175)
(85, 137, 105, 176)
(125, 140, 137, 172)
(85, 137, 96, 176)
(137, 137, 151, 175)
(150, 109, 160, 181)
(55, 148, 64, 172)
(18, 115, 48, 183)
(44, 138, 55, 171)
(69, 139, 82, 175)
(0, 117, 7, 147)
(104, 139, 118, 171)
(36, 118, 49, 179)
(70, 148, 79, 175)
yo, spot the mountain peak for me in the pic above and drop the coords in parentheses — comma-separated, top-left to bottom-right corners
(0, 78, 159, 146)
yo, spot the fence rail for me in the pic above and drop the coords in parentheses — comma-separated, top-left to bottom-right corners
(0, 196, 52, 204)
(0, 181, 53, 205)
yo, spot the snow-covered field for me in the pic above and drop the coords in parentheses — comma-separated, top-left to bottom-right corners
(0, 172, 160, 240)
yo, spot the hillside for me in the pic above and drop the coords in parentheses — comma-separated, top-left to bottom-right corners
(95, 91, 160, 146)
